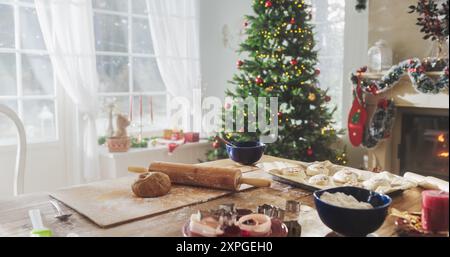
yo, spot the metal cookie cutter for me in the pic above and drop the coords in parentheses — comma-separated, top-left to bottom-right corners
(256, 204, 285, 220)
(285, 200, 301, 215)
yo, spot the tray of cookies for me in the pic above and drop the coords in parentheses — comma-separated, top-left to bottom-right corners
(262, 161, 417, 195)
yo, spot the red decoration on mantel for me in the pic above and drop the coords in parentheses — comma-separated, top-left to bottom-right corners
(348, 100, 367, 147)
(368, 84, 378, 95)
(265, 1, 272, 8)
(290, 18, 296, 25)
(347, 84, 367, 147)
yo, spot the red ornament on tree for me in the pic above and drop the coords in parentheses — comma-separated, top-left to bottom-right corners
(255, 76, 264, 85)
(307, 147, 314, 156)
(324, 95, 331, 102)
(277, 112, 282, 117)
(314, 69, 320, 76)
(212, 141, 220, 149)
(290, 58, 298, 66)
(265, 0, 272, 8)
(290, 18, 296, 25)
(243, 20, 249, 27)
(237, 60, 244, 68)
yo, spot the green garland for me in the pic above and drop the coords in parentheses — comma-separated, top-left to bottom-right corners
(351, 58, 449, 95)
(349, 58, 448, 149)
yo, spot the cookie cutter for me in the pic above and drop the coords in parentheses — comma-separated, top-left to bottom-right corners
(256, 204, 285, 220)
(285, 200, 301, 214)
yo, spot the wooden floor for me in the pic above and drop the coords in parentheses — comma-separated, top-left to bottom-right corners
(0, 156, 423, 237)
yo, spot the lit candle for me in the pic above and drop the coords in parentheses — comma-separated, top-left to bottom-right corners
(129, 95, 133, 121)
(422, 190, 449, 232)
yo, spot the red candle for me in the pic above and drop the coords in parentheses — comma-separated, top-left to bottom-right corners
(129, 95, 133, 121)
(422, 190, 449, 232)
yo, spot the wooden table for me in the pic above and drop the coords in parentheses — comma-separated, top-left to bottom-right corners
(0, 156, 423, 237)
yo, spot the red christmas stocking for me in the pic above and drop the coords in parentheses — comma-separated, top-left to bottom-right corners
(348, 86, 367, 147)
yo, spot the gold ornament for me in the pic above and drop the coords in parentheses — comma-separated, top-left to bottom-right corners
(308, 93, 316, 101)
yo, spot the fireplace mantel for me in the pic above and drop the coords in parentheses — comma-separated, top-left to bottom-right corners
(362, 71, 448, 109)
(363, 72, 449, 175)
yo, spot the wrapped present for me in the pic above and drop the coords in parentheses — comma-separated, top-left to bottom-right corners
(184, 132, 199, 143)
(171, 130, 184, 140)
(163, 129, 173, 139)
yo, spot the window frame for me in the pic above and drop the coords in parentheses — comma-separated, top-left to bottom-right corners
(93, 1, 168, 134)
(0, 0, 60, 146)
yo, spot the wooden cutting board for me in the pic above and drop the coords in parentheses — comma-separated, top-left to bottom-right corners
(50, 174, 256, 228)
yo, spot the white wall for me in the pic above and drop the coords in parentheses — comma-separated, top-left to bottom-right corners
(200, 0, 252, 100)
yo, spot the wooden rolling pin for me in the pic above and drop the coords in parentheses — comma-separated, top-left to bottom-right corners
(128, 162, 271, 191)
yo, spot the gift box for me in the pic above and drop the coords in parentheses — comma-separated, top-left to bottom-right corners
(163, 129, 173, 140)
(184, 132, 199, 143)
(171, 130, 184, 140)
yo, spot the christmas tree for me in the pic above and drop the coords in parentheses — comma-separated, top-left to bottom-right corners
(207, 0, 347, 164)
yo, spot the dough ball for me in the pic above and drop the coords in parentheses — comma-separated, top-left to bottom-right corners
(132, 172, 171, 198)
(306, 162, 331, 176)
(308, 174, 330, 186)
(333, 169, 359, 184)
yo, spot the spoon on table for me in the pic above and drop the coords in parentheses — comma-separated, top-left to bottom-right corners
(49, 200, 72, 222)
(215, 136, 237, 147)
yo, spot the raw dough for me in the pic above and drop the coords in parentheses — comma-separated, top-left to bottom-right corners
(362, 177, 391, 192)
(333, 169, 359, 184)
(306, 161, 332, 176)
(274, 167, 306, 178)
(308, 174, 331, 186)
(132, 172, 171, 198)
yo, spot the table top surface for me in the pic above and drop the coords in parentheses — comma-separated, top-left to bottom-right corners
(0, 155, 424, 237)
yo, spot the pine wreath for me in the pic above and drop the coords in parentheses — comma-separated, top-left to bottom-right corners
(362, 99, 396, 149)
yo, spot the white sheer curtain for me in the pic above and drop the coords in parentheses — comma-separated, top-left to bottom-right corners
(35, 0, 100, 182)
(146, 0, 201, 130)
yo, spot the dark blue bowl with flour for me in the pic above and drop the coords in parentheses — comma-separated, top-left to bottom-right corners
(313, 186, 392, 236)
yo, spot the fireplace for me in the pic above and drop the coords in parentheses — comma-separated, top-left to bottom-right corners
(398, 111, 449, 180)
(363, 72, 449, 180)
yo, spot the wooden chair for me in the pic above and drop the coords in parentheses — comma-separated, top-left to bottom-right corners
(0, 104, 26, 196)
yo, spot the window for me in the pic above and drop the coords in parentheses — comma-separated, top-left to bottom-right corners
(0, 0, 57, 145)
(310, 0, 346, 126)
(92, 0, 167, 136)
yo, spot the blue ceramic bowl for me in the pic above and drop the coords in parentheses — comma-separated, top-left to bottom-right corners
(225, 141, 265, 165)
(313, 186, 392, 237)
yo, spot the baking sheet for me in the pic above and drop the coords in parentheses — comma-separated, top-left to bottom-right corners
(259, 161, 414, 195)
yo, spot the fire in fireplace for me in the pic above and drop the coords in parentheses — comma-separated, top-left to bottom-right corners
(399, 113, 449, 180)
